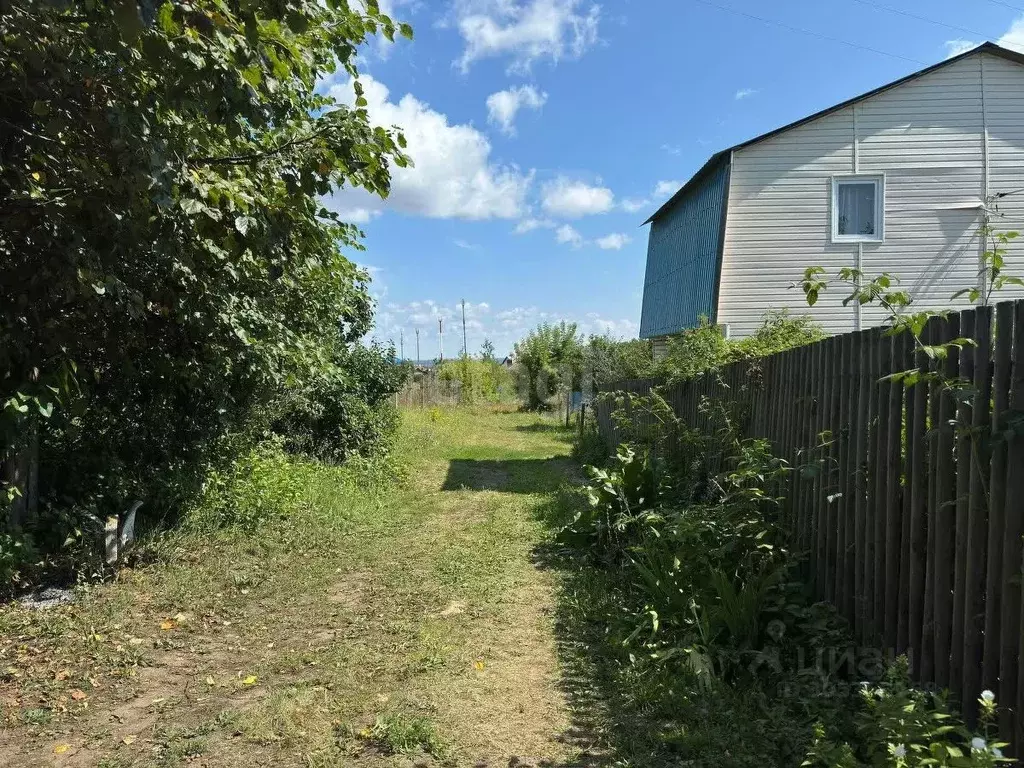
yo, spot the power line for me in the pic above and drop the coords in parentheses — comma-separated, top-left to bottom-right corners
(693, 0, 927, 64)
(845, 0, 1024, 55)
(846, 0, 992, 40)
(985, 0, 1024, 15)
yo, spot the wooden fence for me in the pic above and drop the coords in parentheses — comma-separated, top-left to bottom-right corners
(594, 299, 1024, 745)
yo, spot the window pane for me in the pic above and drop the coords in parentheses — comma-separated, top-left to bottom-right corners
(837, 182, 876, 236)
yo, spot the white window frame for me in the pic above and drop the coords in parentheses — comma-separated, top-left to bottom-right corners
(831, 174, 885, 243)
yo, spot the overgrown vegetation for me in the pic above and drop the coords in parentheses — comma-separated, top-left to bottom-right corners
(436, 357, 515, 404)
(655, 310, 825, 384)
(552, 397, 1008, 766)
(0, 1, 411, 589)
(0, 408, 577, 766)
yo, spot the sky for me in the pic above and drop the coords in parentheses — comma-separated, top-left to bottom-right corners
(324, 0, 1024, 359)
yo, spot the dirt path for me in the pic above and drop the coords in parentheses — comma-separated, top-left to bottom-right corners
(0, 408, 594, 768)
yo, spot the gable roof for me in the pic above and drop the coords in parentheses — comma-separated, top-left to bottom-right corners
(644, 42, 1024, 226)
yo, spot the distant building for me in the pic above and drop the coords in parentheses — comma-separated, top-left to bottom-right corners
(639, 42, 1024, 356)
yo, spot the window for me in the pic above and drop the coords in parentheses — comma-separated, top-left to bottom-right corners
(832, 175, 884, 243)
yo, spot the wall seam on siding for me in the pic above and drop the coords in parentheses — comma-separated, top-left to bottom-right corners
(980, 54, 990, 299)
(853, 104, 862, 331)
(711, 152, 734, 326)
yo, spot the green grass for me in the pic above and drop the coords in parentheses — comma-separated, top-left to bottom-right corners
(0, 405, 580, 767)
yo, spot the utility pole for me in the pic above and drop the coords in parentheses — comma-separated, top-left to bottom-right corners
(438, 317, 444, 362)
(399, 329, 404, 362)
(461, 299, 468, 359)
(415, 328, 420, 365)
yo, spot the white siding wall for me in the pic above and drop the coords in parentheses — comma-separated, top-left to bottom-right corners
(718, 53, 1024, 338)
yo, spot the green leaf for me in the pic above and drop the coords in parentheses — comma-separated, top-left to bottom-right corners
(234, 215, 256, 235)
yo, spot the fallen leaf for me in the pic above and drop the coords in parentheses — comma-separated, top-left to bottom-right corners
(128, 638, 144, 646)
(55, 669, 70, 681)
(205, 676, 215, 686)
(473, 660, 485, 671)
(159, 620, 176, 631)
(54, 744, 70, 754)
(70, 689, 87, 701)
(242, 675, 258, 686)
(122, 735, 137, 746)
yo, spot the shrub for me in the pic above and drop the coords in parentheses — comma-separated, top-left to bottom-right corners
(186, 440, 306, 532)
(273, 342, 408, 463)
(514, 322, 583, 410)
(557, 430, 1008, 765)
(0, 1, 413, 579)
(436, 358, 514, 404)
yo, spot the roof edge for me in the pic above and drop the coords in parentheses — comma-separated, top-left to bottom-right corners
(642, 41, 1024, 226)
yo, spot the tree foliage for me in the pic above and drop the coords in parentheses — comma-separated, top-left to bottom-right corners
(0, 0, 412, 573)
(513, 322, 583, 410)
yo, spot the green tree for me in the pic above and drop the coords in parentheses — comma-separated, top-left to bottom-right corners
(480, 338, 496, 362)
(513, 322, 583, 410)
(0, 2, 411, 538)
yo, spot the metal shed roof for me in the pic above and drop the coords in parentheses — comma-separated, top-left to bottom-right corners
(643, 42, 1024, 226)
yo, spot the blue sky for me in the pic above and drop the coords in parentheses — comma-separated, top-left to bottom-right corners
(325, 0, 1024, 358)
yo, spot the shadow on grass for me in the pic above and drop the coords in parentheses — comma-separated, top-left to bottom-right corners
(441, 458, 574, 494)
(514, 423, 575, 442)
(530, 494, 684, 768)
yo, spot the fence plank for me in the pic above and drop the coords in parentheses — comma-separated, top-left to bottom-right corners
(907, 323, 932, 679)
(825, 336, 840, 603)
(864, 328, 882, 643)
(853, 329, 870, 641)
(962, 304, 992, 723)
(933, 313, 961, 690)
(950, 309, 977, 704)
(883, 332, 905, 653)
(873, 332, 892, 645)
(982, 303, 1011, 698)
(921, 318, 941, 683)
(837, 332, 854, 624)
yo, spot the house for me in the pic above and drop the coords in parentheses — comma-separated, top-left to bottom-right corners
(639, 42, 1024, 353)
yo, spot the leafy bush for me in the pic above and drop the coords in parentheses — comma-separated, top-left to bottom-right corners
(514, 322, 583, 410)
(0, 1, 413, 580)
(436, 358, 514, 404)
(186, 440, 306, 532)
(656, 311, 824, 385)
(273, 342, 408, 463)
(557, 429, 1009, 765)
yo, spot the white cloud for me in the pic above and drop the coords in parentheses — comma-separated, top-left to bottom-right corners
(999, 15, 1024, 51)
(653, 179, 680, 197)
(541, 176, 614, 218)
(374, 299, 639, 356)
(734, 88, 758, 100)
(619, 180, 680, 215)
(453, 0, 600, 74)
(331, 206, 381, 224)
(555, 223, 584, 248)
(620, 198, 647, 213)
(944, 14, 1024, 59)
(325, 74, 532, 221)
(595, 232, 631, 250)
(486, 85, 548, 135)
(513, 216, 556, 233)
(453, 238, 478, 250)
(661, 143, 682, 156)
(944, 39, 979, 58)
(584, 312, 639, 339)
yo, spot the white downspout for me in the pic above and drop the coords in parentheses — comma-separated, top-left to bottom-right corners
(853, 103, 863, 331)
(979, 54, 991, 302)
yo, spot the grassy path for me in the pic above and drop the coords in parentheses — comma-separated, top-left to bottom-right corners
(0, 407, 592, 768)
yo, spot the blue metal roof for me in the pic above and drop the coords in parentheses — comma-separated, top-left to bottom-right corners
(638, 159, 729, 339)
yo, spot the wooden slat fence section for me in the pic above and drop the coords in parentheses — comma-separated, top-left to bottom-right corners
(593, 298, 1024, 745)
